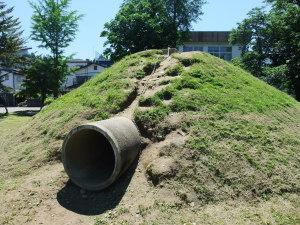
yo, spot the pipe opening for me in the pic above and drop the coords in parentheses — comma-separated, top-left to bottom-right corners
(64, 128, 115, 188)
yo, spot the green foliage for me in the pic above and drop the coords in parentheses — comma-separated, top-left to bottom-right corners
(261, 65, 292, 94)
(44, 97, 55, 105)
(0, 1, 24, 68)
(30, 0, 82, 57)
(30, 0, 82, 97)
(22, 56, 69, 105)
(101, 0, 205, 61)
(0, 1, 24, 101)
(230, 1, 300, 100)
(164, 0, 205, 46)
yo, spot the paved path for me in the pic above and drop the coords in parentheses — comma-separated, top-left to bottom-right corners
(0, 107, 40, 114)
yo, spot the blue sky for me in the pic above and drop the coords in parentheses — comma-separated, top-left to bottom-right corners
(10, 0, 266, 59)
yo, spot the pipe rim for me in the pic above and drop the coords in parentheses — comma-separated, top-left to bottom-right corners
(62, 123, 122, 191)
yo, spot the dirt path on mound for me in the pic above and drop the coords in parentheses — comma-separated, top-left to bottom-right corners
(118, 56, 178, 119)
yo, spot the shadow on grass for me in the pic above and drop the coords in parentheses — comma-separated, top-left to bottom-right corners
(56, 158, 138, 216)
(0, 113, 7, 119)
(12, 110, 40, 117)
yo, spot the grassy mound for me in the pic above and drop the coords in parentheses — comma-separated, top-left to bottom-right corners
(134, 52, 299, 203)
(0, 50, 164, 178)
(1, 50, 299, 224)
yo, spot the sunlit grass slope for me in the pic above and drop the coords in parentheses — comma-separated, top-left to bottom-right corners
(0, 50, 299, 225)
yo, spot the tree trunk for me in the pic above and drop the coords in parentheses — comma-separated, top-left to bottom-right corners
(41, 91, 46, 109)
(172, 0, 178, 47)
(53, 52, 60, 98)
(4, 104, 8, 114)
(0, 96, 8, 115)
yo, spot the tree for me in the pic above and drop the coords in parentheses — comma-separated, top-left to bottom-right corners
(230, 8, 269, 77)
(266, 0, 300, 7)
(0, 1, 24, 114)
(0, 1, 23, 67)
(164, 0, 205, 47)
(230, 1, 300, 100)
(101, 0, 205, 61)
(30, 0, 82, 97)
(22, 56, 69, 106)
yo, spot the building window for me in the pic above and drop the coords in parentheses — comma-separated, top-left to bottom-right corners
(193, 46, 203, 51)
(220, 46, 232, 52)
(208, 46, 219, 52)
(183, 46, 193, 52)
(208, 46, 232, 61)
(183, 45, 204, 52)
(94, 65, 98, 70)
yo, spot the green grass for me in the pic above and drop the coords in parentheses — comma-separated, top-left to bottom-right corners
(0, 50, 299, 225)
(0, 50, 165, 178)
(0, 115, 32, 193)
(133, 52, 300, 205)
(171, 53, 296, 114)
(165, 64, 183, 77)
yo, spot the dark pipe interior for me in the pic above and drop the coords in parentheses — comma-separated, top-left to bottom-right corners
(65, 129, 115, 187)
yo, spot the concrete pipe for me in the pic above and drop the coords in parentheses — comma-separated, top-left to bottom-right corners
(62, 117, 141, 191)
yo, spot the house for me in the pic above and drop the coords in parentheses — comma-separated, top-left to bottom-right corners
(63, 63, 106, 91)
(67, 57, 113, 69)
(0, 67, 24, 106)
(0, 47, 32, 93)
(0, 48, 31, 106)
(63, 56, 112, 91)
(178, 31, 241, 61)
(0, 67, 24, 93)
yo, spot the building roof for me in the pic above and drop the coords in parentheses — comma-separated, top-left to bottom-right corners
(189, 31, 230, 43)
(74, 63, 104, 72)
(21, 47, 32, 51)
(96, 60, 113, 68)
(68, 59, 89, 63)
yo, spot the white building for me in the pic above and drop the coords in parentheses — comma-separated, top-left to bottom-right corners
(178, 31, 241, 61)
(0, 47, 32, 93)
(63, 63, 105, 91)
(0, 67, 24, 93)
